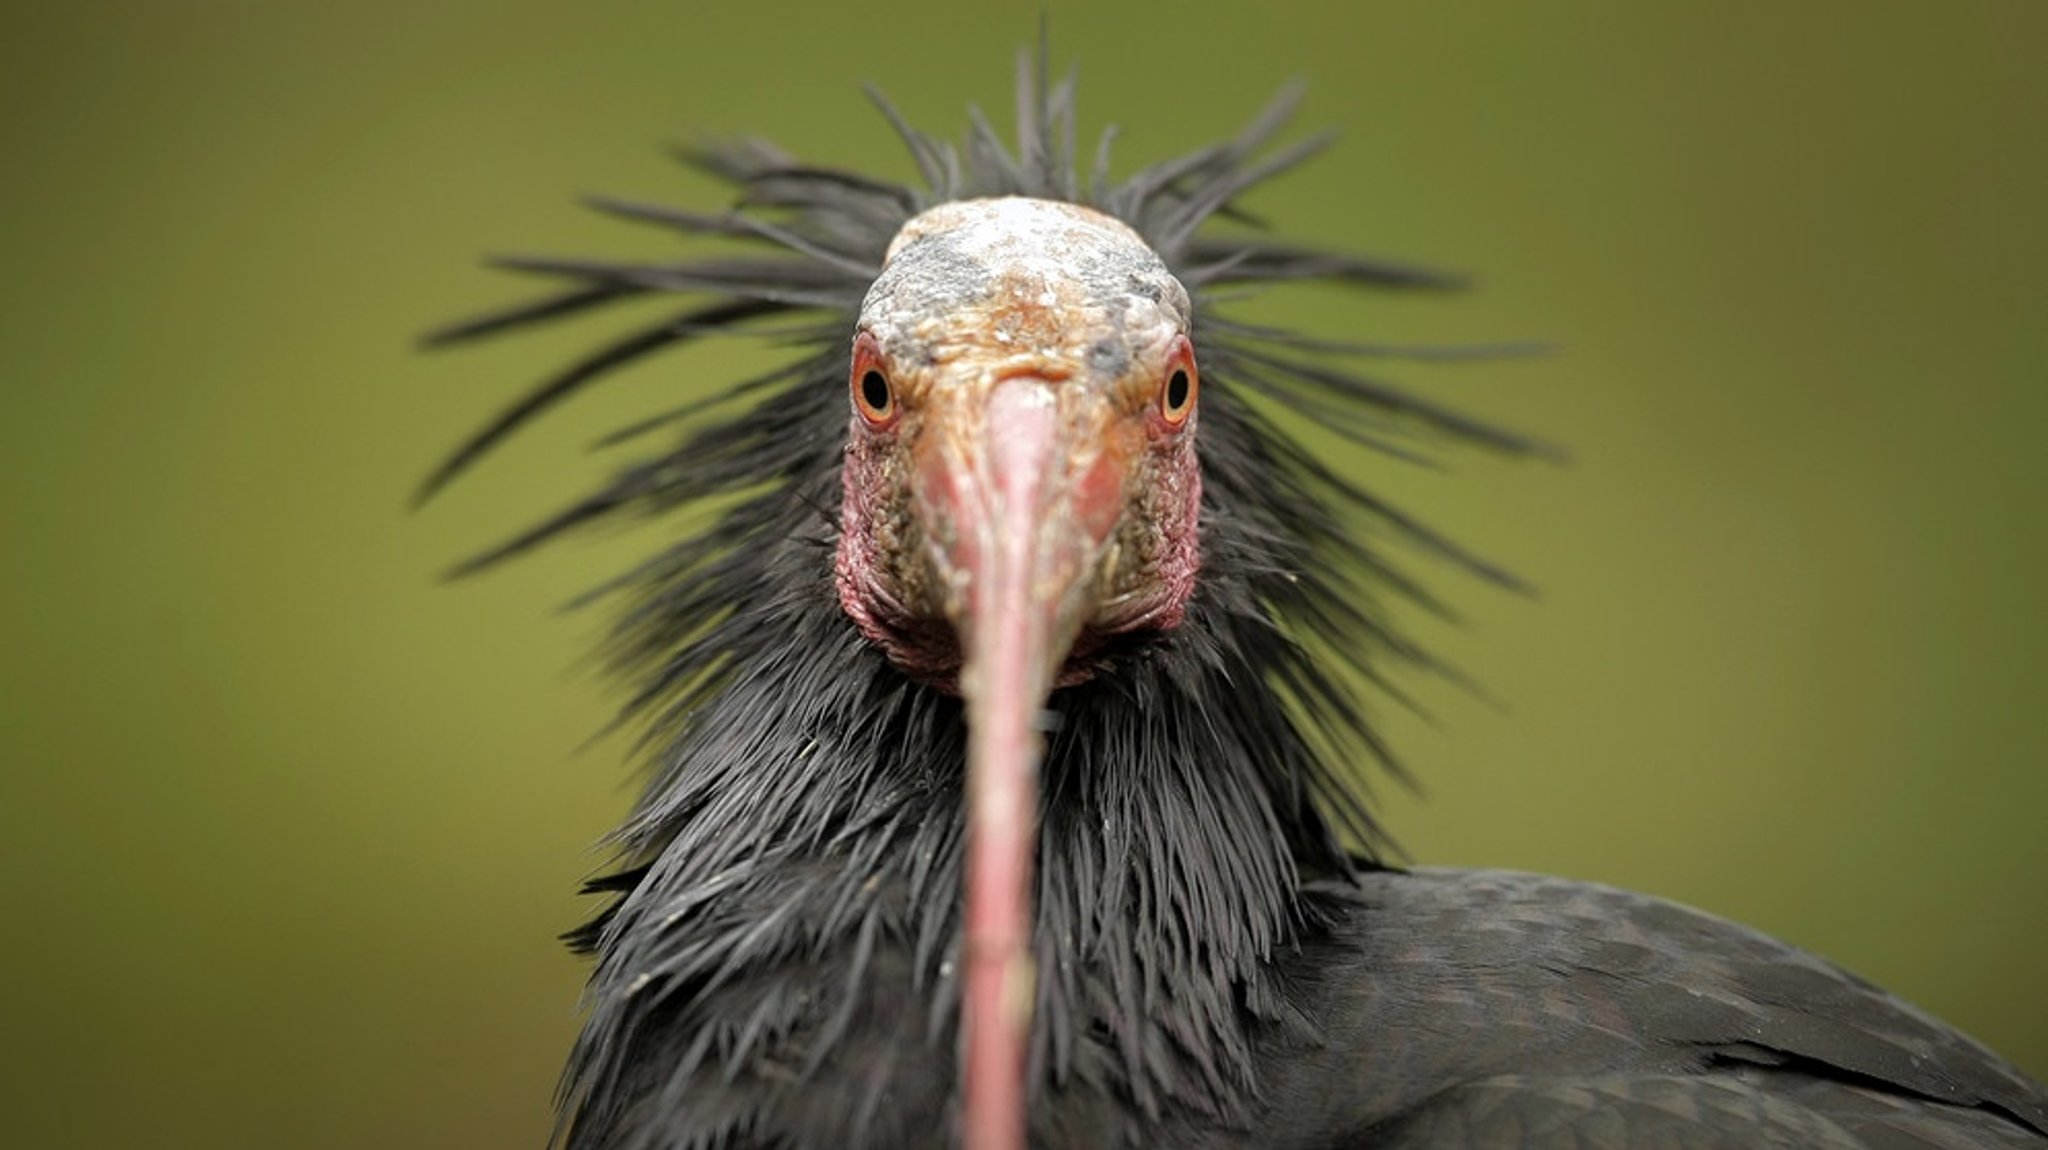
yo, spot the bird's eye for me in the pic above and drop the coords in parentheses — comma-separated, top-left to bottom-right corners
(1160, 336, 1198, 427)
(850, 332, 896, 427)
(860, 370, 891, 415)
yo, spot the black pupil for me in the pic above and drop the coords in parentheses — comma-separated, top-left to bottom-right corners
(860, 370, 890, 413)
(1166, 369, 1190, 412)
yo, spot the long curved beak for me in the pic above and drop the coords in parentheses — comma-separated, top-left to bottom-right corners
(913, 374, 1131, 1150)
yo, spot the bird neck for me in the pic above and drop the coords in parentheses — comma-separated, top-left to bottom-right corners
(577, 555, 1360, 1130)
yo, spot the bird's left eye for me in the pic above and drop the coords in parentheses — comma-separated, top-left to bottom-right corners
(1160, 336, 1198, 427)
(850, 332, 896, 427)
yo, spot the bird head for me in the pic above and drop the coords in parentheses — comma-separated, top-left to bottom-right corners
(833, 196, 1204, 1146)
(835, 196, 1201, 693)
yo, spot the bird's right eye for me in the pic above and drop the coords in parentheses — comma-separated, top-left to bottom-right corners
(850, 332, 897, 427)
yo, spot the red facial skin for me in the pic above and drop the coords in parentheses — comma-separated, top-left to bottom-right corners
(834, 332, 1199, 1150)
(834, 331, 1203, 690)
(832, 196, 1200, 1150)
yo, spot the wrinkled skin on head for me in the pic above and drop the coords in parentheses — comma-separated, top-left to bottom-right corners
(831, 196, 1205, 1150)
(834, 196, 1202, 687)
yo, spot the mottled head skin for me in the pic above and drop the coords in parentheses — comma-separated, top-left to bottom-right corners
(832, 196, 1203, 1150)
(834, 196, 1201, 687)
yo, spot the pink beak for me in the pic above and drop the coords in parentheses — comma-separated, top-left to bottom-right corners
(914, 374, 1130, 1150)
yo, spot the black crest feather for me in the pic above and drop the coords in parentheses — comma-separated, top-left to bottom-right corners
(432, 50, 1537, 1150)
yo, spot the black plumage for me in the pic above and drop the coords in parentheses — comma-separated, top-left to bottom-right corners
(430, 51, 2048, 1150)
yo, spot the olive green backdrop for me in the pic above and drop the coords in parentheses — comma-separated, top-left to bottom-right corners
(2, 3, 2042, 1147)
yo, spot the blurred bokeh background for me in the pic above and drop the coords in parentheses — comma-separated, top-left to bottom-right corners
(3, 3, 2043, 1147)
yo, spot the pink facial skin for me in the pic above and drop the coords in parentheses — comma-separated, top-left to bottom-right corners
(831, 197, 1203, 1150)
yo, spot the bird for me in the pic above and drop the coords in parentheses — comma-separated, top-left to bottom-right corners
(424, 47, 2048, 1150)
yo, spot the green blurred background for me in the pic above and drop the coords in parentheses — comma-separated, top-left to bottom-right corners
(3, 3, 2043, 1147)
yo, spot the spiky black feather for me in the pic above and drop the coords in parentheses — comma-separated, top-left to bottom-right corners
(433, 54, 1540, 1150)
